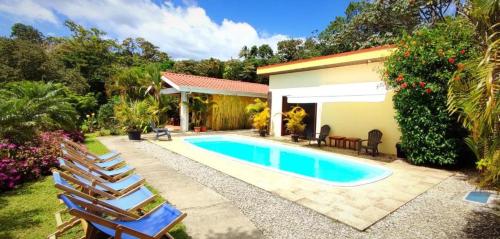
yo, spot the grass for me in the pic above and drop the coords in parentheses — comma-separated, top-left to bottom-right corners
(0, 134, 189, 239)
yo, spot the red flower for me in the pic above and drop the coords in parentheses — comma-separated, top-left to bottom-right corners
(460, 49, 465, 55)
(401, 83, 408, 89)
(396, 74, 404, 82)
(419, 81, 426, 88)
(448, 57, 455, 64)
(454, 75, 461, 81)
(404, 51, 410, 58)
(426, 88, 432, 94)
(457, 63, 465, 71)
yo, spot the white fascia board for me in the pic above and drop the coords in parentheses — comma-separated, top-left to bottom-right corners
(160, 88, 180, 95)
(271, 81, 387, 103)
(179, 86, 266, 98)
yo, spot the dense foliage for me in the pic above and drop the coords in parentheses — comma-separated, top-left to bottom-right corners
(384, 19, 480, 165)
(448, 0, 499, 186)
(284, 106, 307, 135)
(0, 81, 78, 144)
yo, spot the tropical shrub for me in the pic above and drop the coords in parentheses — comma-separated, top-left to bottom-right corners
(383, 18, 479, 165)
(448, 1, 499, 186)
(283, 106, 307, 135)
(246, 99, 270, 135)
(114, 99, 153, 133)
(0, 131, 64, 191)
(0, 81, 78, 144)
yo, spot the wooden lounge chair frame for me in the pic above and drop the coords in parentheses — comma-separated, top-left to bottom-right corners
(53, 170, 155, 214)
(62, 138, 120, 162)
(358, 129, 383, 156)
(58, 157, 143, 196)
(61, 150, 133, 182)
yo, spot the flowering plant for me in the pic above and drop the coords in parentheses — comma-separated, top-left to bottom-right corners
(382, 19, 479, 165)
(0, 131, 64, 191)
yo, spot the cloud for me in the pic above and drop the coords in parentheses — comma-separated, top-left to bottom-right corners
(0, 0, 58, 24)
(0, 0, 289, 60)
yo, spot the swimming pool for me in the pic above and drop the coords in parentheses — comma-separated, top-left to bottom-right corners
(185, 136, 391, 186)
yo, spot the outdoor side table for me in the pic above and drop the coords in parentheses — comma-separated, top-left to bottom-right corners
(345, 137, 361, 150)
(329, 136, 345, 147)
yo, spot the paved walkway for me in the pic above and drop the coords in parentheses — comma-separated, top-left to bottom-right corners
(98, 136, 263, 239)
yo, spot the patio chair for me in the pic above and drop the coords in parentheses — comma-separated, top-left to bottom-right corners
(61, 145, 125, 169)
(59, 152, 134, 182)
(59, 194, 186, 239)
(151, 122, 172, 140)
(358, 129, 383, 156)
(62, 138, 121, 162)
(52, 170, 155, 216)
(308, 125, 331, 147)
(58, 158, 144, 196)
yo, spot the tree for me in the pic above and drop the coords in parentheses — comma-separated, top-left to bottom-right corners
(277, 39, 304, 62)
(239, 46, 249, 59)
(195, 58, 224, 78)
(447, 0, 500, 186)
(11, 23, 44, 44)
(172, 60, 199, 75)
(257, 44, 274, 59)
(51, 20, 116, 103)
(0, 81, 77, 143)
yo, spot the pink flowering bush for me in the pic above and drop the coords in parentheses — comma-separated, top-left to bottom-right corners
(0, 131, 64, 191)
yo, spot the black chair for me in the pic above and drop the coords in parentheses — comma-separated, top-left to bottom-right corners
(358, 129, 383, 156)
(151, 122, 172, 140)
(308, 125, 331, 147)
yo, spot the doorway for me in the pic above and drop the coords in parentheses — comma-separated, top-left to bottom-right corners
(281, 96, 317, 137)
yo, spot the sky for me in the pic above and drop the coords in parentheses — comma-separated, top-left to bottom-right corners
(0, 0, 351, 60)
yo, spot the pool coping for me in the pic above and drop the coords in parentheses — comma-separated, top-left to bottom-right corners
(183, 134, 393, 187)
(151, 134, 454, 231)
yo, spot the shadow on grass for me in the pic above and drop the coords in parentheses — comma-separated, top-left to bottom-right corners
(205, 228, 262, 239)
(0, 181, 46, 238)
(462, 209, 500, 238)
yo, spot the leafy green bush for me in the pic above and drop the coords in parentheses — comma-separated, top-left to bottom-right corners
(0, 81, 78, 144)
(114, 98, 153, 133)
(97, 96, 120, 133)
(383, 19, 479, 165)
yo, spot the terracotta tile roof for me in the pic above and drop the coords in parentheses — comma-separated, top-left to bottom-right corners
(162, 72, 268, 96)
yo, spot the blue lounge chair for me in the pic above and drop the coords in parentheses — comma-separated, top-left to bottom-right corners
(59, 153, 134, 182)
(61, 146, 125, 169)
(53, 171, 155, 216)
(58, 158, 141, 193)
(59, 194, 186, 239)
(63, 138, 121, 161)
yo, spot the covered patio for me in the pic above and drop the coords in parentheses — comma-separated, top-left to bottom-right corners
(160, 72, 268, 131)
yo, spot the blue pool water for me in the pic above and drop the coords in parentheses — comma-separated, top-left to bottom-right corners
(185, 136, 391, 186)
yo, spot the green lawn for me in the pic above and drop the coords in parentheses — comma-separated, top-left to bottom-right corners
(0, 134, 188, 239)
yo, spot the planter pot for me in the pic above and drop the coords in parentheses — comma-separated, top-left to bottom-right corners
(291, 134, 300, 142)
(259, 129, 267, 137)
(193, 127, 201, 133)
(396, 143, 406, 159)
(200, 126, 207, 132)
(127, 131, 141, 140)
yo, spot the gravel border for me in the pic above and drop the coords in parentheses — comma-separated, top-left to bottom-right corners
(134, 140, 499, 239)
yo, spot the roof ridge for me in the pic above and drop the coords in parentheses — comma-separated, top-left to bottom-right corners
(163, 71, 267, 86)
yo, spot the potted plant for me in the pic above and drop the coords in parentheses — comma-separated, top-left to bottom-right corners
(283, 106, 307, 142)
(246, 99, 269, 136)
(252, 107, 270, 137)
(186, 95, 214, 133)
(114, 99, 152, 140)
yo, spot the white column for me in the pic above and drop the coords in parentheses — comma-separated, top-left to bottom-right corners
(180, 91, 189, 132)
(316, 103, 323, 134)
(270, 92, 282, 136)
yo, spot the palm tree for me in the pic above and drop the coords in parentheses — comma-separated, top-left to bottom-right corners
(0, 81, 78, 143)
(448, 0, 499, 186)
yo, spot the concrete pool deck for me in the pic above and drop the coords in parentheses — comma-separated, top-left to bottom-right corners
(151, 134, 453, 231)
